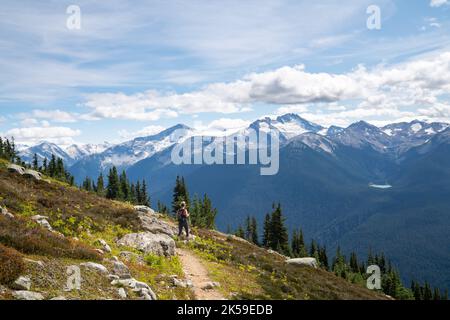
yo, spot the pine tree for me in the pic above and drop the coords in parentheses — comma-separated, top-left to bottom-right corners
(268, 203, 289, 254)
(135, 181, 142, 204)
(157, 200, 169, 215)
(262, 213, 271, 248)
(42, 158, 48, 174)
(235, 225, 245, 238)
(172, 176, 188, 213)
(96, 173, 105, 196)
(349, 252, 359, 273)
(423, 282, 433, 300)
(141, 180, 150, 206)
(82, 177, 93, 192)
(119, 170, 131, 201)
(319, 246, 329, 270)
(32, 153, 39, 170)
(106, 166, 121, 200)
(250, 216, 259, 245)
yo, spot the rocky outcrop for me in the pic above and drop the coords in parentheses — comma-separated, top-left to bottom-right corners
(7, 164, 25, 175)
(134, 206, 155, 215)
(0, 206, 14, 218)
(138, 214, 176, 237)
(117, 232, 175, 257)
(31, 215, 53, 231)
(112, 260, 131, 279)
(202, 281, 220, 290)
(12, 290, 44, 300)
(286, 257, 318, 268)
(80, 262, 109, 274)
(111, 278, 157, 300)
(23, 169, 42, 180)
(12, 276, 32, 291)
(96, 239, 112, 253)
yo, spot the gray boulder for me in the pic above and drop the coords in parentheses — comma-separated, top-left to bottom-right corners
(7, 164, 25, 175)
(96, 239, 112, 253)
(12, 276, 32, 290)
(23, 169, 42, 180)
(12, 290, 44, 300)
(117, 232, 175, 256)
(286, 257, 318, 268)
(50, 296, 67, 300)
(138, 215, 176, 237)
(31, 215, 53, 231)
(112, 261, 131, 279)
(202, 281, 220, 290)
(0, 206, 14, 218)
(134, 205, 155, 215)
(80, 262, 109, 274)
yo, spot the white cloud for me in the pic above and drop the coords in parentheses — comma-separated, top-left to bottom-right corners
(82, 51, 450, 124)
(4, 126, 81, 147)
(430, 0, 448, 7)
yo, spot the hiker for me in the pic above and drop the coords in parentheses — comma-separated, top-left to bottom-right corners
(177, 201, 190, 238)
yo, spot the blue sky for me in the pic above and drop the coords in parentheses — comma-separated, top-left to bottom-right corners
(1, 0, 450, 146)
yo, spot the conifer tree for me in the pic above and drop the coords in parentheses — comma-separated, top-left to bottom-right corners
(96, 173, 105, 196)
(32, 153, 39, 170)
(262, 213, 271, 248)
(250, 216, 259, 245)
(106, 166, 121, 199)
(141, 179, 150, 206)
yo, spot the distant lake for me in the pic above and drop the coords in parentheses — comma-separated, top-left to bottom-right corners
(369, 183, 392, 189)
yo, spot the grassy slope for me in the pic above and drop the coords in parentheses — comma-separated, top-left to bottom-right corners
(0, 160, 386, 300)
(178, 229, 388, 300)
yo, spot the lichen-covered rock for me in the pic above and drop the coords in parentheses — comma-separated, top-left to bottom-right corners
(96, 239, 112, 253)
(134, 205, 155, 215)
(138, 215, 176, 237)
(286, 257, 318, 268)
(31, 215, 53, 231)
(12, 290, 44, 300)
(12, 276, 32, 290)
(80, 262, 109, 274)
(23, 169, 42, 180)
(112, 261, 131, 279)
(7, 164, 25, 175)
(0, 206, 14, 218)
(117, 232, 175, 256)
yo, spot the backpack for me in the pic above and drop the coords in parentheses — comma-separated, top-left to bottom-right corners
(178, 208, 189, 219)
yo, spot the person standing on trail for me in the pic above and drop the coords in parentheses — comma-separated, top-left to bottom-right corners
(177, 201, 190, 238)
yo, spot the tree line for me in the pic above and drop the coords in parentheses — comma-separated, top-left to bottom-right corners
(0, 137, 75, 185)
(232, 202, 448, 301)
(81, 166, 150, 206)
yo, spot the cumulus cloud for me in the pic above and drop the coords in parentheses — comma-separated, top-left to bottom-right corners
(81, 51, 450, 125)
(430, 0, 448, 7)
(4, 126, 81, 147)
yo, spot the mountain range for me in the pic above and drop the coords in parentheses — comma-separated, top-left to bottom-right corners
(18, 113, 450, 290)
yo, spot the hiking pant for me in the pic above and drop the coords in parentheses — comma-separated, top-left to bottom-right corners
(178, 218, 189, 237)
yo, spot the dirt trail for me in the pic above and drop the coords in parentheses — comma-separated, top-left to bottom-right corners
(176, 248, 225, 300)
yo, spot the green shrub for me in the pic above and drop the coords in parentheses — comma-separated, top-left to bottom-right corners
(0, 243, 24, 285)
(0, 215, 101, 261)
